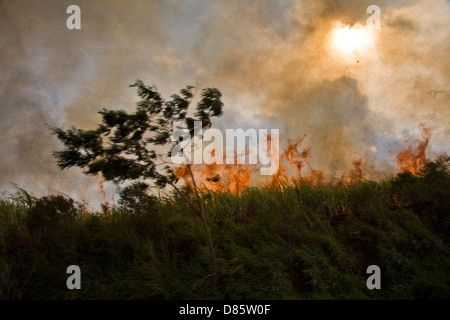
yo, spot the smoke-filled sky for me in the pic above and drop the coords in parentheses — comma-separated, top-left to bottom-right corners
(1, 0, 449, 206)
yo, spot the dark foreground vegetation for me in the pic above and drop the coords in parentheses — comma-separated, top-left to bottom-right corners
(1, 157, 449, 299)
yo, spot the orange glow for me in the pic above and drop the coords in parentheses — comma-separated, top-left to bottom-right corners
(283, 135, 310, 174)
(269, 135, 327, 187)
(95, 172, 108, 207)
(174, 161, 254, 195)
(396, 128, 430, 174)
(303, 169, 326, 185)
(174, 165, 192, 188)
(199, 152, 255, 194)
(269, 135, 310, 186)
(173, 128, 432, 194)
(341, 157, 366, 184)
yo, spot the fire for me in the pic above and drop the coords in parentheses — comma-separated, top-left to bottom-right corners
(269, 135, 324, 186)
(396, 128, 430, 174)
(173, 127, 433, 194)
(173, 165, 192, 187)
(269, 164, 287, 187)
(95, 172, 108, 207)
(205, 162, 253, 194)
(303, 169, 326, 185)
(283, 135, 311, 174)
(174, 151, 256, 194)
(352, 158, 364, 177)
(80, 167, 110, 209)
(340, 157, 366, 184)
(175, 134, 333, 192)
(267, 133, 286, 187)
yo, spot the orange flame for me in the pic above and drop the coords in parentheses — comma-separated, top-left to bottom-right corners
(396, 128, 430, 174)
(173, 165, 193, 188)
(174, 147, 258, 194)
(199, 152, 256, 194)
(340, 157, 366, 184)
(269, 134, 325, 186)
(283, 135, 310, 174)
(303, 169, 326, 185)
(173, 127, 433, 193)
(95, 172, 108, 207)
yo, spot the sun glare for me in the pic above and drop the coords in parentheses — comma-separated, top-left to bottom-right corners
(333, 25, 372, 53)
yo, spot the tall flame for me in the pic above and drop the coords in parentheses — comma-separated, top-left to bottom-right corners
(95, 172, 108, 207)
(340, 157, 366, 184)
(396, 128, 430, 174)
(269, 134, 325, 186)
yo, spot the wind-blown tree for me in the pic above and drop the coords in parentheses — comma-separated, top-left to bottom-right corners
(52, 80, 223, 286)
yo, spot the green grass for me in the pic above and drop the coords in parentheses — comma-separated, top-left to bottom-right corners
(0, 157, 449, 299)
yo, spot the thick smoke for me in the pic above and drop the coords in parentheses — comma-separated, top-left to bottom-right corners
(0, 0, 449, 205)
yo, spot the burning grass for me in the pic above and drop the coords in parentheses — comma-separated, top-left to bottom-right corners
(174, 127, 435, 196)
(0, 155, 449, 299)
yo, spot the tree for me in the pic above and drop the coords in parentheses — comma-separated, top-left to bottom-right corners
(52, 80, 224, 287)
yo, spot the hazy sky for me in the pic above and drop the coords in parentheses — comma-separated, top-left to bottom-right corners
(1, 0, 449, 206)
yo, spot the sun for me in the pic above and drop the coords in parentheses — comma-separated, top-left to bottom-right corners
(333, 25, 372, 53)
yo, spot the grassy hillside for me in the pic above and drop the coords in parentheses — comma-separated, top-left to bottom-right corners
(1, 157, 449, 299)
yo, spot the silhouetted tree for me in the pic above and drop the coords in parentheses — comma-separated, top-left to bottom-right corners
(52, 80, 223, 287)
